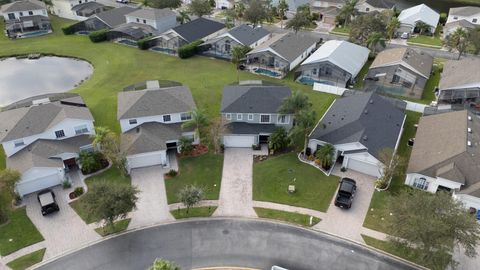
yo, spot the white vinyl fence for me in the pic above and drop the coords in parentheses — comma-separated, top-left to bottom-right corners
(313, 82, 348, 96)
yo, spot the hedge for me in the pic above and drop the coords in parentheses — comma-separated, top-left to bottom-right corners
(89, 29, 109, 43)
(62, 25, 75, 35)
(137, 37, 156, 50)
(178, 40, 203, 59)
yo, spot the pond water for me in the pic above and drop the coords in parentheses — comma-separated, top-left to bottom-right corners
(0, 56, 93, 107)
(396, 0, 480, 13)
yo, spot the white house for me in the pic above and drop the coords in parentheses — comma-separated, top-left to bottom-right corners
(444, 6, 480, 38)
(311, 0, 345, 9)
(1, 0, 51, 38)
(355, 0, 396, 13)
(215, 0, 234, 9)
(51, 0, 106, 21)
(1, 0, 47, 20)
(125, 8, 177, 34)
(397, 4, 440, 34)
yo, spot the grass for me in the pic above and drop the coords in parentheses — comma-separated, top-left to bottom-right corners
(353, 59, 373, 90)
(94, 219, 130, 236)
(170, 206, 217, 219)
(253, 153, 339, 212)
(0, 208, 44, 256)
(363, 111, 421, 234)
(408, 35, 442, 48)
(70, 167, 131, 224)
(420, 64, 442, 103)
(165, 154, 223, 204)
(331, 26, 351, 36)
(0, 146, 5, 170)
(6, 248, 46, 270)
(254, 207, 321, 227)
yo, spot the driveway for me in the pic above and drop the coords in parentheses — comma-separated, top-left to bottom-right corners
(128, 166, 174, 230)
(314, 167, 376, 243)
(24, 171, 100, 259)
(214, 148, 257, 217)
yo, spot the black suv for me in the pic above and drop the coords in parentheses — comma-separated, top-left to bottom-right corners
(37, 189, 60, 216)
(334, 178, 357, 209)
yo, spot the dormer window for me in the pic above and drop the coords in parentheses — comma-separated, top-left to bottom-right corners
(14, 140, 25, 147)
(260, 114, 270, 123)
(129, 119, 137, 125)
(28, 11, 33, 15)
(55, 130, 66, 138)
(163, 115, 171, 122)
(226, 113, 232, 120)
(75, 124, 89, 135)
(181, 113, 192, 121)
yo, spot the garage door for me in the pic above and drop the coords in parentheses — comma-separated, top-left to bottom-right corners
(127, 151, 166, 171)
(347, 158, 380, 177)
(16, 174, 63, 197)
(223, 135, 255, 148)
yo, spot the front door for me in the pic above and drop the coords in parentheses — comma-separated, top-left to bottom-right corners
(259, 135, 270, 144)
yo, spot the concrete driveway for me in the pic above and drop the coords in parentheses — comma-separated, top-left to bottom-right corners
(214, 148, 257, 217)
(314, 167, 376, 243)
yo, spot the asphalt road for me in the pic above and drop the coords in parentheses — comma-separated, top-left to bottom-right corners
(36, 219, 419, 270)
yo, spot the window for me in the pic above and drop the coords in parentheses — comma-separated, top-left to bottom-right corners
(28, 11, 33, 15)
(225, 113, 232, 120)
(8, 13, 15, 20)
(74, 125, 89, 135)
(260, 114, 270, 123)
(55, 130, 65, 138)
(277, 115, 288, 124)
(14, 140, 24, 147)
(366, 7, 370, 11)
(181, 113, 192, 121)
(392, 75, 400, 83)
(136, 18, 139, 22)
(453, 16, 458, 20)
(19, 12, 23, 16)
(163, 115, 171, 122)
(312, 68, 317, 75)
(248, 114, 254, 121)
(325, 67, 332, 75)
(237, 113, 243, 120)
(413, 177, 429, 190)
(129, 119, 137, 125)
(143, 20, 146, 24)
(473, 18, 478, 23)
(225, 40, 231, 52)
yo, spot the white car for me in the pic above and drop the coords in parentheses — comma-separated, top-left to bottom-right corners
(116, 0, 129, 3)
(271, 266, 289, 270)
(400, 32, 409, 39)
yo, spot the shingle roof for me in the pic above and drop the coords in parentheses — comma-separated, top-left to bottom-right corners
(448, 6, 480, 17)
(370, 47, 433, 78)
(309, 92, 405, 159)
(439, 58, 480, 90)
(444, 19, 477, 30)
(226, 24, 270, 46)
(221, 84, 291, 114)
(1, 0, 45, 13)
(117, 85, 196, 120)
(110, 22, 156, 40)
(94, 6, 137, 28)
(364, 0, 396, 9)
(71, 1, 105, 12)
(171, 17, 225, 43)
(224, 122, 277, 135)
(125, 8, 175, 21)
(398, 4, 440, 28)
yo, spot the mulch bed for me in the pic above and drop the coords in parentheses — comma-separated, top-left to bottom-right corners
(179, 144, 209, 158)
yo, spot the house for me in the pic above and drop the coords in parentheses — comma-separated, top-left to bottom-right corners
(298, 40, 369, 87)
(0, 94, 95, 196)
(67, 6, 137, 33)
(220, 82, 293, 147)
(51, 0, 108, 21)
(271, 0, 310, 16)
(308, 92, 406, 177)
(117, 80, 198, 172)
(405, 110, 480, 210)
(124, 8, 176, 35)
(397, 4, 440, 35)
(444, 6, 480, 38)
(1, 0, 51, 38)
(152, 17, 226, 55)
(355, 0, 396, 13)
(201, 24, 270, 59)
(215, 0, 234, 9)
(365, 47, 433, 99)
(316, 6, 340, 26)
(71, 2, 108, 19)
(246, 32, 317, 78)
(437, 58, 480, 104)
(311, 0, 345, 10)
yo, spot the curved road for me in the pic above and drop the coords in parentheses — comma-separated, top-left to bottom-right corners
(36, 219, 418, 270)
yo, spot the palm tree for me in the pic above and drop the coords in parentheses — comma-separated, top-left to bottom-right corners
(386, 17, 400, 40)
(181, 108, 209, 140)
(366, 32, 386, 55)
(415, 21, 430, 35)
(289, 108, 316, 156)
(92, 126, 111, 149)
(177, 10, 191, 24)
(315, 144, 335, 170)
(338, 0, 358, 28)
(446, 27, 469, 60)
(231, 45, 251, 82)
(235, 2, 246, 23)
(148, 258, 180, 270)
(278, 91, 311, 119)
(278, 0, 288, 29)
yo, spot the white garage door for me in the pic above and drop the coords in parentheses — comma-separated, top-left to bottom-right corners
(223, 135, 255, 148)
(347, 158, 380, 177)
(127, 151, 166, 171)
(16, 174, 63, 197)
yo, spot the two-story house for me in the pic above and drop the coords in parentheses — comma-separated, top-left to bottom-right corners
(220, 82, 293, 147)
(51, 0, 107, 21)
(117, 81, 198, 172)
(124, 8, 176, 35)
(66, 6, 137, 34)
(0, 94, 95, 196)
(444, 6, 480, 38)
(1, 0, 51, 38)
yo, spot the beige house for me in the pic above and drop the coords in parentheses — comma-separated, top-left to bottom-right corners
(438, 58, 480, 103)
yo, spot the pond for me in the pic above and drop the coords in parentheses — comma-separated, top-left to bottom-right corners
(396, 0, 480, 13)
(0, 56, 93, 107)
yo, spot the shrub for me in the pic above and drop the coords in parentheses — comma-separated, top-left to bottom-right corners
(62, 25, 75, 35)
(166, 169, 178, 177)
(340, 167, 347, 172)
(74, 187, 84, 197)
(268, 127, 289, 151)
(179, 137, 194, 154)
(314, 159, 321, 166)
(178, 40, 203, 59)
(62, 179, 72, 189)
(307, 155, 315, 161)
(439, 13, 447, 24)
(137, 36, 155, 50)
(311, 12, 319, 21)
(80, 151, 108, 175)
(89, 29, 109, 43)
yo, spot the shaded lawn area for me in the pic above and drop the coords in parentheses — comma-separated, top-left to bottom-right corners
(6, 248, 46, 270)
(353, 59, 373, 90)
(253, 153, 339, 212)
(331, 26, 351, 36)
(170, 206, 217, 219)
(363, 111, 421, 234)
(0, 208, 44, 256)
(254, 207, 321, 227)
(165, 154, 223, 204)
(95, 219, 130, 237)
(420, 64, 442, 103)
(70, 167, 131, 224)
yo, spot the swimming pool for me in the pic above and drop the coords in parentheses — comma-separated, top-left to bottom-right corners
(20, 30, 50, 38)
(253, 68, 282, 78)
(117, 39, 138, 47)
(298, 77, 336, 86)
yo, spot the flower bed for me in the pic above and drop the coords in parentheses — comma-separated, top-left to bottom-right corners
(297, 153, 331, 176)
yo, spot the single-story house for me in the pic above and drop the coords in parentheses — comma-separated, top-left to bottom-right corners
(298, 40, 369, 87)
(67, 6, 137, 33)
(437, 58, 480, 104)
(355, 0, 396, 13)
(308, 92, 406, 177)
(107, 22, 157, 42)
(200, 24, 270, 60)
(444, 6, 480, 38)
(365, 47, 433, 99)
(397, 4, 440, 35)
(220, 82, 293, 147)
(246, 32, 318, 78)
(1, 0, 51, 38)
(405, 110, 480, 210)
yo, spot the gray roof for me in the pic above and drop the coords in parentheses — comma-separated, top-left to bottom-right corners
(370, 47, 433, 78)
(364, 0, 396, 9)
(110, 22, 156, 40)
(117, 85, 196, 120)
(7, 135, 92, 173)
(224, 122, 277, 135)
(221, 85, 291, 114)
(439, 58, 480, 90)
(227, 24, 270, 46)
(71, 1, 105, 12)
(445, 19, 477, 30)
(125, 8, 175, 20)
(309, 92, 405, 159)
(448, 6, 480, 17)
(172, 17, 225, 43)
(1, 0, 46, 13)
(94, 6, 137, 28)
(0, 94, 94, 142)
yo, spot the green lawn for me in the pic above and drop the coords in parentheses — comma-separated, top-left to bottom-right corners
(363, 111, 421, 234)
(0, 146, 5, 170)
(408, 35, 442, 48)
(253, 153, 339, 212)
(165, 154, 223, 204)
(353, 59, 373, 90)
(6, 248, 46, 270)
(94, 219, 130, 236)
(331, 26, 351, 36)
(0, 208, 44, 256)
(70, 167, 131, 224)
(421, 64, 442, 103)
(170, 206, 217, 219)
(254, 207, 321, 227)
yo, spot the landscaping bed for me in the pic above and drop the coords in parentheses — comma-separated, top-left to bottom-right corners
(254, 207, 321, 227)
(170, 206, 217, 219)
(6, 248, 45, 270)
(95, 219, 131, 236)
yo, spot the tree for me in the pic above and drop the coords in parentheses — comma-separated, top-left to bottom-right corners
(0, 169, 21, 198)
(278, 90, 311, 118)
(244, 0, 267, 26)
(209, 117, 228, 154)
(149, 259, 180, 270)
(235, 2, 246, 20)
(177, 10, 191, 24)
(147, 0, 182, 9)
(188, 0, 213, 18)
(415, 21, 430, 35)
(177, 185, 203, 213)
(286, 12, 311, 34)
(181, 108, 209, 140)
(268, 127, 289, 152)
(375, 148, 404, 189)
(93, 127, 127, 176)
(386, 17, 400, 40)
(337, 0, 358, 27)
(366, 32, 386, 55)
(349, 11, 388, 46)
(289, 108, 316, 155)
(277, 0, 288, 28)
(179, 137, 194, 155)
(446, 27, 469, 60)
(315, 143, 335, 170)
(387, 190, 480, 269)
(82, 181, 139, 229)
(231, 45, 251, 81)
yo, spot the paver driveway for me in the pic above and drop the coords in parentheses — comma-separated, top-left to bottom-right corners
(128, 166, 174, 230)
(214, 148, 257, 217)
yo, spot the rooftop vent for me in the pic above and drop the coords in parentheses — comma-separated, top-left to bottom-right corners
(363, 135, 368, 141)
(32, 98, 50, 106)
(468, 128, 472, 133)
(369, 99, 374, 104)
(364, 109, 368, 114)
(468, 141, 472, 147)
(468, 116, 472, 121)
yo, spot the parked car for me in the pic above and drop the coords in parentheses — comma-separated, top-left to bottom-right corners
(271, 266, 289, 270)
(37, 189, 60, 216)
(334, 178, 357, 209)
(116, 0, 129, 3)
(400, 32, 409, 39)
